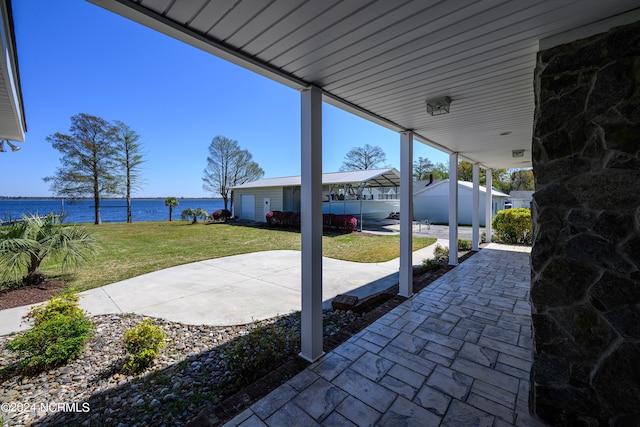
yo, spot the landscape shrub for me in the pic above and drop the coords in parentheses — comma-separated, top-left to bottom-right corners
(492, 208, 532, 244)
(323, 213, 335, 228)
(210, 209, 232, 221)
(458, 239, 472, 251)
(7, 292, 94, 373)
(333, 215, 358, 233)
(265, 210, 278, 226)
(122, 318, 167, 374)
(227, 322, 298, 387)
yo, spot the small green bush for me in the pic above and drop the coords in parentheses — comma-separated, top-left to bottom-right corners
(227, 323, 298, 387)
(7, 292, 94, 373)
(492, 208, 532, 244)
(457, 239, 472, 251)
(122, 318, 167, 374)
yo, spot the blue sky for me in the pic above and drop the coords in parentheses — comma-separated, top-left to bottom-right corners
(5, 0, 448, 198)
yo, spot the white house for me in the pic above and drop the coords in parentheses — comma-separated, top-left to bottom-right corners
(509, 191, 534, 209)
(232, 168, 401, 222)
(414, 180, 508, 226)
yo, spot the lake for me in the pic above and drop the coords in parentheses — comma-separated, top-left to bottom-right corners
(0, 199, 225, 224)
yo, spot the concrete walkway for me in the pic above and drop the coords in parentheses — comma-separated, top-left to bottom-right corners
(0, 239, 448, 336)
(223, 243, 545, 427)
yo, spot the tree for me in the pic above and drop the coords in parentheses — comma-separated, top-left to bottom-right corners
(44, 113, 119, 225)
(432, 162, 449, 179)
(113, 121, 145, 223)
(510, 169, 535, 191)
(0, 214, 97, 286)
(164, 197, 178, 222)
(202, 136, 264, 212)
(340, 144, 387, 171)
(181, 208, 209, 224)
(413, 157, 434, 180)
(456, 161, 510, 193)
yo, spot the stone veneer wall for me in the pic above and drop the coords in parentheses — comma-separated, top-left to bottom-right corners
(530, 20, 640, 426)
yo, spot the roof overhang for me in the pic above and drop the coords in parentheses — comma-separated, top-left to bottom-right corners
(233, 168, 401, 190)
(0, 0, 26, 142)
(89, 0, 640, 169)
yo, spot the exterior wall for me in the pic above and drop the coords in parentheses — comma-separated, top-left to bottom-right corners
(233, 187, 283, 222)
(414, 184, 506, 226)
(530, 20, 640, 425)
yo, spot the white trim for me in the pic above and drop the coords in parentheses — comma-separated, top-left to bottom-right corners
(399, 132, 413, 298)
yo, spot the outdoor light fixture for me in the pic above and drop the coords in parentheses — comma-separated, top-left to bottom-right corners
(512, 149, 525, 158)
(0, 140, 20, 152)
(425, 96, 452, 116)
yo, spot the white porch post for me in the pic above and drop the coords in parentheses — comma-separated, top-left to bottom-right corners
(448, 152, 458, 265)
(472, 163, 480, 251)
(299, 86, 324, 362)
(399, 131, 413, 297)
(485, 168, 493, 243)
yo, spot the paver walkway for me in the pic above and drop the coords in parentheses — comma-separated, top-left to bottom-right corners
(224, 243, 546, 426)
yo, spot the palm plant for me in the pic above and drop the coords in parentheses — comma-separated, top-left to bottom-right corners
(164, 197, 178, 221)
(180, 208, 209, 224)
(0, 214, 98, 286)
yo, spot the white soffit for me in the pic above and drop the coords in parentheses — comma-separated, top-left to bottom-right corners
(89, 0, 640, 169)
(0, 0, 26, 142)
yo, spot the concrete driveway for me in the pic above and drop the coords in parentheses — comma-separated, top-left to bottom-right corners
(0, 240, 447, 336)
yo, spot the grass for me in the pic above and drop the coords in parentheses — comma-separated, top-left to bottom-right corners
(34, 221, 435, 292)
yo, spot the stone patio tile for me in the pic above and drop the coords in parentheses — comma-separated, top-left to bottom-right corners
(350, 351, 395, 382)
(379, 346, 436, 377)
(482, 325, 520, 345)
(224, 408, 253, 426)
(498, 352, 533, 372)
(519, 333, 533, 349)
(351, 337, 382, 354)
(249, 383, 298, 419)
(416, 316, 457, 334)
(377, 396, 442, 426)
(467, 393, 515, 423)
(458, 341, 498, 367)
(365, 322, 402, 339)
(311, 352, 352, 381)
(399, 310, 429, 324)
(387, 364, 426, 389)
(515, 409, 549, 427)
(426, 365, 473, 400)
(237, 414, 268, 427)
(333, 369, 398, 412)
(264, 403, 320, 427)
(442, 399, 495, 427)
(451, 358, 520, 394)
(471, 379, 517, 408)
(360, 330, 394, 347)
(291, 378, 348, 422)
(388, 331, 427, 354)
(477, 336, 532, 361)
(321, 411, 358, 427)
(336, 396, 382, 427)
(496, 318, 523, 333)
(413, 328, 465, 350)
(455, 318, 486, 334)
(287, 369, 320, 391)
(419, 347, 454, 367)
(379, 374, 417, 400)
(414, 384, 452, 416)
(376, 312, 400, 326)
(470, 311, 500, 325)
(496, 361, 530, 380)
(425, 340, 459, 360)
(514, 300, 532, 315)
(399, 320, 421, 333)
(333, 341, 367, 361)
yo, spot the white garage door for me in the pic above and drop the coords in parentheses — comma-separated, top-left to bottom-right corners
(241, 195, 255, 220)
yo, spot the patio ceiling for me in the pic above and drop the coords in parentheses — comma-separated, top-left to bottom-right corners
(90, 0, 639, 169)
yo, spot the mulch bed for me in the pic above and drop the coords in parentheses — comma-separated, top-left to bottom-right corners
(0, 280, 66, 310)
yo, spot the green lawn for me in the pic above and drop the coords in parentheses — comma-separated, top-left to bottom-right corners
(37, 221, 435, 292)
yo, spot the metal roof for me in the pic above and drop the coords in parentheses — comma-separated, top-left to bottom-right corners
(233, 167, 401, 189)
(0, 0, 26, 142)
(414, 179, 509, 197)
(90, 0, 640, 169)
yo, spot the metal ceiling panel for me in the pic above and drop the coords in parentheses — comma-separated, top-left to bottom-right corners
(91, 0, 640, 169)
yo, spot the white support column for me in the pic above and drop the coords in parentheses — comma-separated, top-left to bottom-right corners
(399, 131, 413, 297)
(472, 163, 480, 251)
(448, 153, 458, 266)
(485, 168, 493, 243)
(299, 86, 324, 362)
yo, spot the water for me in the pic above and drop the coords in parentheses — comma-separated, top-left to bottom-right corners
(0, 199, 225, 224)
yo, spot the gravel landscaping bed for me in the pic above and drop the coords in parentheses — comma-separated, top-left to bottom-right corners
(0, 310, 359, 427)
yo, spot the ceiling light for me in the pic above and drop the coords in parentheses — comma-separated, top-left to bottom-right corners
(425, 96, 452, 116)
(512, 149, 525, 158)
